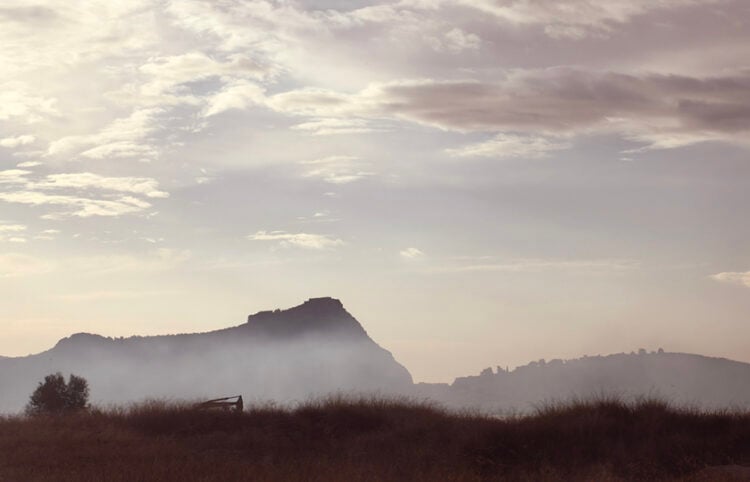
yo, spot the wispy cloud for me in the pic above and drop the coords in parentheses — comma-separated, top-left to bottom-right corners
(447, 133, 571, 159)
(16, 161, 42, 168)
(426, 27, 481, 52)
(301, 156, 375, 184)
(247, 230, 344, 250)
(47, 108, 164, 161)
(0, 134, 35, 148)
(0, 86, 57, 123)
(710, 271, 750, 288)
(0, 169, 31, 184)
(452, 0, 721, 39)
(400, 247, 425, 259)
(34, 172, 169, 199)
(0, 222, 26, 233)
(0, 222, 27, 243)
(291, 118, 380, 136)
(138, 52, 270, 99)
(0, 191, 152, 219)
(203, 80, 266, 117)
(0, 170, 168, 218)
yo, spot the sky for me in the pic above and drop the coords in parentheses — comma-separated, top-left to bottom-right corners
(1, 0, 749, 383)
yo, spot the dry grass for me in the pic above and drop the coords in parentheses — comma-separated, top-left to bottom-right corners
(1, 396, 749, 481)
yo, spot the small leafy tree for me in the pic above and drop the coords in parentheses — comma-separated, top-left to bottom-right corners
(26, 372, 90, 415)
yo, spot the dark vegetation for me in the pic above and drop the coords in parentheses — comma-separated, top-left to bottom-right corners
(1, 396, 750, 481)
(25, 373, 89, 416)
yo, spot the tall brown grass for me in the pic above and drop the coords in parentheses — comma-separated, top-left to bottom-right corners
(1, 396, 749, 481)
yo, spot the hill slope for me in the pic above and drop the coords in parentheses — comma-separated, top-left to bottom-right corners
(417, 351, 750, 412)
(0, 298, 412, 413)
(4, 298, 750, 414)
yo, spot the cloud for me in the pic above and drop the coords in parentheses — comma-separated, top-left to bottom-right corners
(296, 210, 340, 224)
(300, 156, 375, 184)
(710, 271, 750, 288)
(267, 88, 354, 117)
(269, 68, 750, 150)
(372, 70, 750, 140)
(0, 169, 31, 184)
(139, 52, 270, 98)
(80, 142, 159, 161)
(0, 223, 26, 233)
(47, 108, 164, 161)
(291, 118, 380, 136)
(0, 134, 35, 148)
(450, 0, 723, 39)
(33, 172, 169, 199)
(0, 85, 57, 122)
(0, 191, 152, 218)
(203, 80, 265, 117)
(41, 53, 272, 160)
(247, 230, 344, 249)
(34, 228, 59, 241)
(447, 133, 571, 158)
(427, 27, 481, 52)
(16, 161, 42, 168)
(0, 170, 168, 218)
(0, 1, 158, 73)
(400, 247, 425, 259)
(0, 222, 27, 243)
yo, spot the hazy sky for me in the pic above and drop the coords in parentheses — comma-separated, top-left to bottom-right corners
(1, 0, 749, 382)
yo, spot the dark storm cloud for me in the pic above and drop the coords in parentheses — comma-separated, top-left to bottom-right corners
(270, 68, 750, 149)
(379, 69, 750, 135)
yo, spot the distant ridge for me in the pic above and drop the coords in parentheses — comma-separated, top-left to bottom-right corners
(416, 350, 750, 412)
(0, 298, 412, 413)
(3, 300, 750, 414)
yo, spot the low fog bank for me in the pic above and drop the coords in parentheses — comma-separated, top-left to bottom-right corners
(0, 333, 413, 413)
(2, 298, 750, 415)
(415, 350, 750, 414)
(0, 298, 413, 413)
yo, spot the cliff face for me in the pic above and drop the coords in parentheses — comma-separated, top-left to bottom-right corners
(0, 298, 413, 413)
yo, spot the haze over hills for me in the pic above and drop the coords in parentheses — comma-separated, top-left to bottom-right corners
(2, 297, 750, 414)
(0, 297, 412, 413)
(416, 351, 750, 412)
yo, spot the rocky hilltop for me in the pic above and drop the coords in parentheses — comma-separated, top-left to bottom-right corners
(0, 298, 413, 413)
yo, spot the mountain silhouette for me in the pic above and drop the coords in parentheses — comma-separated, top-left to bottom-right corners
(3, 298, 750, 414)
(416, 350, 750, 412)
(0, 298, 412, 412)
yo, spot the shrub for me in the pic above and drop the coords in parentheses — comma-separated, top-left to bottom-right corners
(26, 372, 90, 415)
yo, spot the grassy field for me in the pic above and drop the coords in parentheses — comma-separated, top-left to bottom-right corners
(1, 396, 749, 481)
